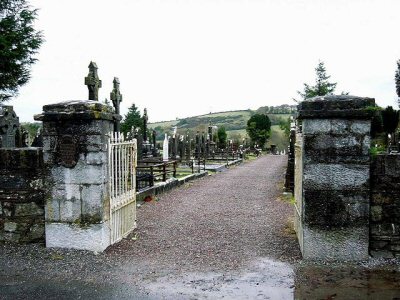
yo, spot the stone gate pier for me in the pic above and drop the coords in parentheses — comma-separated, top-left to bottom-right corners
(294, 95, 375, 260)
(34, 101, 119, 252)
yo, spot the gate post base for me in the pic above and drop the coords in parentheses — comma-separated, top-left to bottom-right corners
(45, 222, 111, 252)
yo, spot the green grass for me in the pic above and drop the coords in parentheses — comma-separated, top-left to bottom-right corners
(196, 110, 252, 119)
(149, 119, 178, 129)
(266, 125, 288, 152)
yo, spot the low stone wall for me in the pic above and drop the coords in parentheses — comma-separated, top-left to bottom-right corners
(370, 153, 400, 258)
(0, 148, 45, 243)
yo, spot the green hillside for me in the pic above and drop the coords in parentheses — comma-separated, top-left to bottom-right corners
(149, 105, 295, 150)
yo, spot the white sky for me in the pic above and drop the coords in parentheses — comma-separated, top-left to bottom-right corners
(12, 0, 400, 123)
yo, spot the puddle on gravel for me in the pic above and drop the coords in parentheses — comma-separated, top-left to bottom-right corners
(141, 258, 400, 300)
(294, 262, 400, 300)
(143, 259, 294, 299)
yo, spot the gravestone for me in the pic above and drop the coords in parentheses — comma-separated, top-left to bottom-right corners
(195, 132, 200, 159)
(185, 135, 191, 163)
(84, 61, 102, 101)
(110, 77, 122, 132)
(31, 127, 43, 147)
(178, 136, 184, 160)
(0, 105, 19, 148)
(143, 108, 148, 142)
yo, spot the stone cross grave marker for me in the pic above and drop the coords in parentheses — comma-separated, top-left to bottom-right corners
(110, 77, 122, 132)
(0, 105, 20, 148)
(84, 61, 102, 101)
(143, 108, 148, 142)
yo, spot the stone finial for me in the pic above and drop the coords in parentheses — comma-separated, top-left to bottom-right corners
(110, 77, 122, 115)
(84, 61, 102, 101)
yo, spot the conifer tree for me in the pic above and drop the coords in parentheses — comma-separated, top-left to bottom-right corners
(121, 104, 143, 135)
(297, 61, 338, 101)
(0, 0, 43, 102)
(395, 60, 400, 107)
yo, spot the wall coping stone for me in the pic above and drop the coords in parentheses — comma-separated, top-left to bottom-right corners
(298, 95, 375, 119)
(34, 100, 121, 122)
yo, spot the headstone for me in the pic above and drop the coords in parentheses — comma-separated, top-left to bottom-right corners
(143, 108, 148, 142)
(31, 127, 43, 147)
(0, 105, 20, 148)
(195, 132, 200, 159)
(185, 135, 191, 163)
(15, 126, 29, 148)
(84, 61, 102, 101)
(163, 134, 169, 161)
(110, 77, 122, 132)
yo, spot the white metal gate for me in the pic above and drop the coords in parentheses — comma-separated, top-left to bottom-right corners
(108, 132, 137, 244)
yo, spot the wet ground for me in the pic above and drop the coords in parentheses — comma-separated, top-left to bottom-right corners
(1, 155, 400, 299)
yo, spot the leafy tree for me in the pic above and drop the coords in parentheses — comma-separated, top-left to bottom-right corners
(217, 126, 227, 148)
(279, 117, 291, 138)
(0, 0, 43, 102)
(296, 61, 338, 101)
(396, 60, 400, 107)
(246, 114, 271, 148)
(381, 106, 399, 135)
(121, 104, 142, 135)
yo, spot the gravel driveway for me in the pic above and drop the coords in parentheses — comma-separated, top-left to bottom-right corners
(0, 155, 302, 299)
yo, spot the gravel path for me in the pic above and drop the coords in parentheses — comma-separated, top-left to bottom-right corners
(0, 155, 301, 299)
(110, 154, 300, 271)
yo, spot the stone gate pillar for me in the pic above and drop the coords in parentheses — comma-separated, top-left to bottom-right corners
(295, 95, 375, 260)
(34, 100, 119, 252)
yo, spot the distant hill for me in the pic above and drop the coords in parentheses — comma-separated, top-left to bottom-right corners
(149, 105, 296, 151)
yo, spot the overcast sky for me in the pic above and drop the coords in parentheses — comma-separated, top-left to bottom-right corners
(12, 0, 400, 123)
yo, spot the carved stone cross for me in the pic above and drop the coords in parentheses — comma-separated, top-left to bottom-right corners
(110, 77, 122, 132)
(143, 108, 148, 142)
(110, 77, 122, 115)
(84, 61, 102, 101)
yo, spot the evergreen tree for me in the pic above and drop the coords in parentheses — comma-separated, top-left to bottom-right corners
(381, 106, 399, 135)
(121, 104, 142, 135)
(0, 0, 43, 102)
(246, 114, 271, 148)
(217, 126, 227, 148)
(395, 60, 400, 107)
(297, 61, 338, 101)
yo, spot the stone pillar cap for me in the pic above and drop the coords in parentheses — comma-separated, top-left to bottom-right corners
(34, 100, 121, 122)
(297, 94, 376, 119)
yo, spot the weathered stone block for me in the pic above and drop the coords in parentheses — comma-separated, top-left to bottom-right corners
(4, 221, 18, 232)
(370, 250, 394, 259)
(45, 222, 111, 252)
(350, 120, 371, 135)
(303, 225, 369, 261)
(45, 197, 60, 221)
(59, 198, 82, 222)
(81, 184, 104, 221)
(14, 202, 44, 216)
(3, 232, 21, 243)
(303, 134, 369, 159)
(370, 205, 383, 222)
(303, 163, 369, 190)
(50, 163, 106, 185)
(370, 240, 389, 250)
(85, 152, 107, 165)
(304, 190, 369, 228)
(302, 119, 332, 134)
(42, 136, 58, 152)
